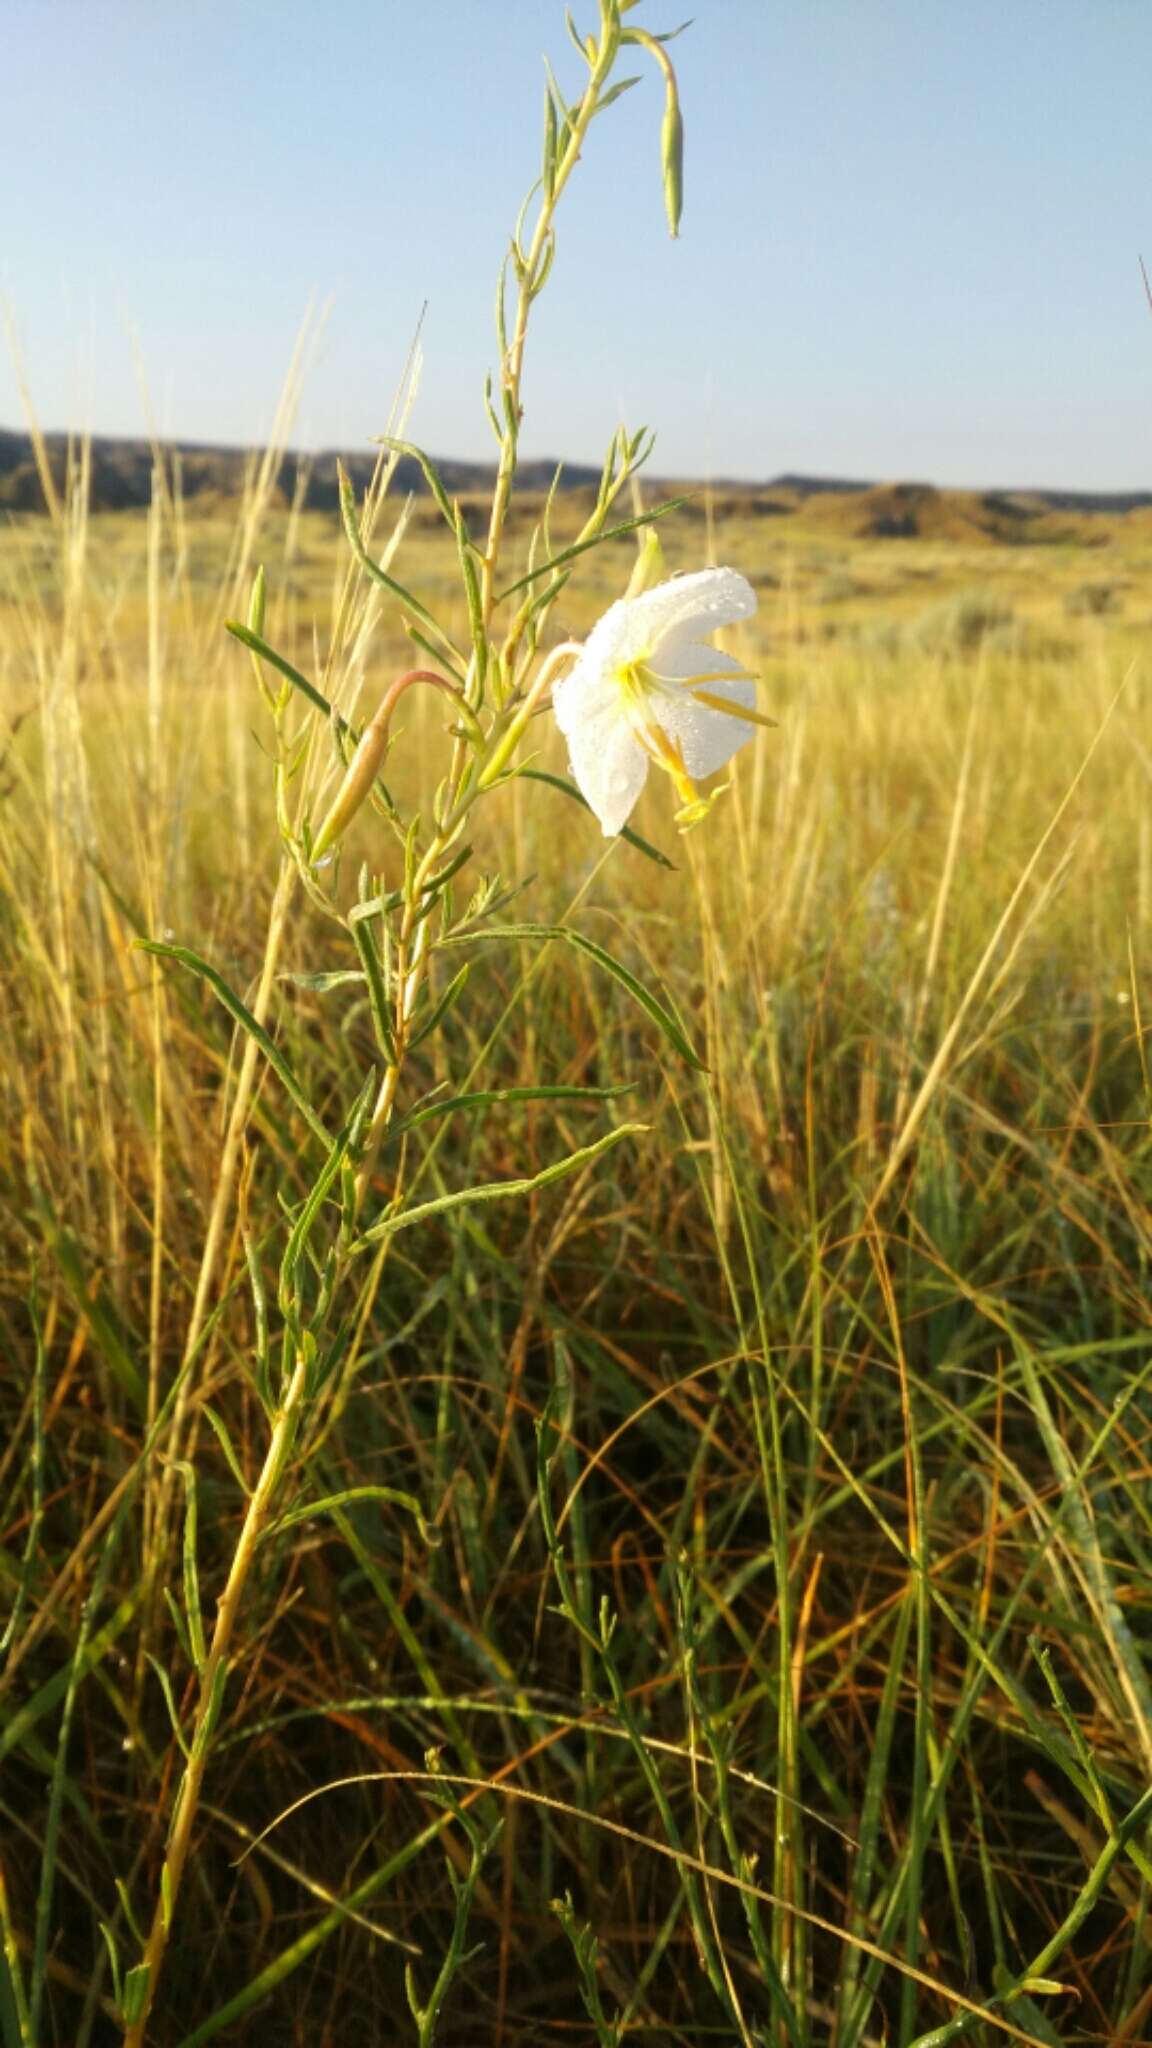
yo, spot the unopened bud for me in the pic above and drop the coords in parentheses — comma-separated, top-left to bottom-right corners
(625, 526, 668, 599)
(661, 76, 684, 238)
(621, 26, 685, 239)
(310, 719, 388, 863)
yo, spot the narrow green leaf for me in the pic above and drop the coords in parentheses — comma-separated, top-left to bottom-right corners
(441, 924, 706, 1069)
(224, 621, 338, 724)
(554, 931, 706, 1070)
(413, 842, 475, 916)
(349, 917, 397, 1062)
(338, 466, 461, 661)
(390, 1080, 633, 1144)
(271, 1486, 437, 1547)
(279, 1120, 354, 1306)
(122, 1964, 151, 2025)
(352, 1123, 647, 1251)
(162, 1587, 193, 1666)
(454, 502, 487, 687)
(145, 1653, 191, 1759)
(404, 624, 468, 689)
(97, 1923, 124, 2012)
(277, 969, 367, 993)
(243, 1231, 274, 1419)
(191, 1659, 231, 1761)
(138, 941, 330, 1147)
(542, 80, 559, 197)
(371, 437, 456, 527)
(247, 563, 266, 636)
(202, 1405, 252, 1498)
(173, 1462, 206, 1670)
(349, 886, 405, 926)
(516, 568, 571, 632)
(409, 960, 471, 1050)
(529, 229, 557, 299)
(564, 9, 592, 60)
(597, 72, 642, 109)
(518, 768, 674, 867)
(990, 1970, 1067, 2048)
(495, 496, 688, 602)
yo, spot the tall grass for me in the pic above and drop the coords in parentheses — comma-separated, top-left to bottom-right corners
(2, 451, 1151, 2043)
(3, 2, 1152, 2038)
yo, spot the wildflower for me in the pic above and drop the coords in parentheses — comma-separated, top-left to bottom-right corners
(551, 566, 768, 836)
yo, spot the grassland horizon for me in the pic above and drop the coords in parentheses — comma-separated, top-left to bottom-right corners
(5, 416, 1152, 525)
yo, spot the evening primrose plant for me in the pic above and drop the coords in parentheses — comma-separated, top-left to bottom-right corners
(112, 5, 769, 2041)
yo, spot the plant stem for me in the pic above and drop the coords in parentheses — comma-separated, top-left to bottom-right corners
(352, 826, 452, 1214)
(123, 1351, 310, 2046)
(478, 36, 616, 635)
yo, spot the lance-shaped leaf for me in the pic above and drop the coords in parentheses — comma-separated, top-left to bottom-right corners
(352, 1123, 647, 1251)
(440, 923, 706, 1070)
(138, 941, 331, 1147)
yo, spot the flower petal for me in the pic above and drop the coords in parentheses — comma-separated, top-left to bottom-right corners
(651, 656, 759, 780)
(552, 657, 650, 836)
(622, 567, 756, 661)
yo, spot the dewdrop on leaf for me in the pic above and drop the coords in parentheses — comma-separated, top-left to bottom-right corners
(551, 566, 773, 837)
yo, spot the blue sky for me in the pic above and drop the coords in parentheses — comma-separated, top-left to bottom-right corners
(2, 0, 1149, 489)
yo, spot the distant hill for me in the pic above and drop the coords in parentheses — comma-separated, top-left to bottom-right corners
(2, 426, 1151, 533)
(0, 428, 608, 515)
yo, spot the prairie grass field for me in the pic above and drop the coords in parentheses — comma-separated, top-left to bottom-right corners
(2, 446, 1152, 2048)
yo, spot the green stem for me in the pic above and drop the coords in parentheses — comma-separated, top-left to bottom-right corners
(122, 1352, 310, 2046)
(478, 33, 618, 636)
(908, 1780, 1152, 2047)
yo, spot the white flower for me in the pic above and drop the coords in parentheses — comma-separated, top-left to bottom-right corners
(551, 566, 765, 836)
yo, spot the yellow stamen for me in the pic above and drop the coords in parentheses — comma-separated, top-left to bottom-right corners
(691, 687, 778, 729)
(651, 665, 758, 689)
(613, 655, 759, 830)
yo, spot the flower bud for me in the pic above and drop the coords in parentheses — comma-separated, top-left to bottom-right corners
(661, 74, 684, 238)
(621, 26, 685, 239)
(625, 527, 668, 599)
(310, 719, 389, 863)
